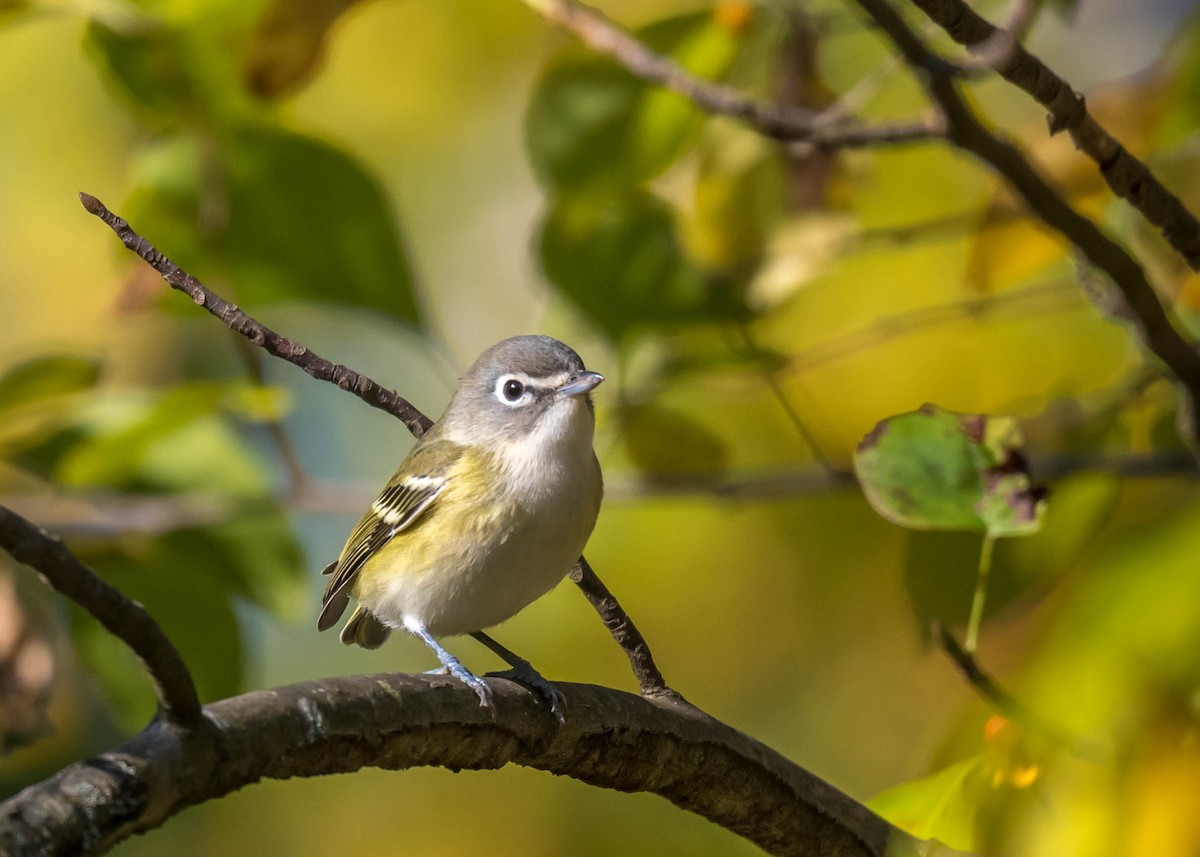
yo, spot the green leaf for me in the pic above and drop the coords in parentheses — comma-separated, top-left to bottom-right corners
(54, 385, 272, 498)
(868, 745, 1044, 852)
(126, 124, 419, 324)
(83, 0, 270, 123)
(0, 356, 100, 415)
(526, 12, 741, 190)
(0, 356, 101, 455)
(84, 16, 196, 120)
(854, 404, 1045, 537)
(538, 189, 717, 340)
(869, 754, 984, 850)
(242, 0, 368, 98)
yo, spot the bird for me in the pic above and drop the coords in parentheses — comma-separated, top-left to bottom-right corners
(317, 335, 604, 722)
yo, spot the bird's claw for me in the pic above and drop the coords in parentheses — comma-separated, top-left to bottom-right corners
(488, 663, 567, 724)
(445, 659, 494, 712)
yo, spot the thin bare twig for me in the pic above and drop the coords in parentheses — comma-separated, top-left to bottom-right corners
(850, 0, 1200, 441)
(934, 621, 1103, 759)
(570, 557, 676, 699)
(908, 0, 1200, 271)
(523, 0, 943, 148)
(78, 193, 434, 440)
(80, 192, 670, 699)
(0, 505, 202, 726)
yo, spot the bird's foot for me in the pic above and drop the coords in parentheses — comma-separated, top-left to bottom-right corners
(488, 662, 566, 724)
(444, 658, 494, 713)
(407, 619, 494, 714)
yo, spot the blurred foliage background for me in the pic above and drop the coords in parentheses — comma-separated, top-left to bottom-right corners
(3, 0, 1200, 853)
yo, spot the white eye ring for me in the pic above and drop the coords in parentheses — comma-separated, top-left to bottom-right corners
(496, 375, 530, 406)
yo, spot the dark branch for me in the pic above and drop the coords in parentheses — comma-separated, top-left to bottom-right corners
(570, 557, 675, 699)
(952, 0, 1037, 72)
(0, 675, 915, 857)
(0, 505, 201, 726)
(77, 192, 434, 440)
(850, 0, 1200, 441)
(524, 0, 944, 148)
(934, 622, 1102, 759)
(908, 0, 1200, 271)
(78, 192, 668, 699)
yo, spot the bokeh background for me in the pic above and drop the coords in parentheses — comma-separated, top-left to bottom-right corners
(3, 0, 1200, 853)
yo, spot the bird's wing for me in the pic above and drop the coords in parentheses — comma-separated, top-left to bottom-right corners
(316, 439, 460, 632)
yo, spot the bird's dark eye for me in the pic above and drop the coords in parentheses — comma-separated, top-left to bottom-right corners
(502, 379, 525, 401)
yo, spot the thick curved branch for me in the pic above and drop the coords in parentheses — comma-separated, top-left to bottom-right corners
(0, 506, 201, 726)
(908, 0, 1200, 271)
(851, 0, 1200, 439)
(77, 193, 434, 439)
(0, 674, 928, 857)
(523, 0, 944, 148)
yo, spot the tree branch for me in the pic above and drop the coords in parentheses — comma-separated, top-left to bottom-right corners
(77, 193, 434, 440)
(522, 0, 944, 148)
(78, 192, 671, 699)
(0, 505, 201, 727)
(0, 675, 933, 857)
(49, 194, 960, 856)
(952, 0, 1037, 72)
(908, 0, 1200, 271)
(850, 0, 1200, 440)
(934, 622, 1102, 759)
(569, 557, 674, 699)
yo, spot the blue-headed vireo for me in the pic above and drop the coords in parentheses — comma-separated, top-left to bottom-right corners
(317, 335, 604, 721)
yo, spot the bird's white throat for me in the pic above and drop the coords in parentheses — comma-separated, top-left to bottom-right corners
(493, 397, 594, 500)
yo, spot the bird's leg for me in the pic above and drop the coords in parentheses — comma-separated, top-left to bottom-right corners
(403, 617, 493, 712)
(471, 631, 566, 724)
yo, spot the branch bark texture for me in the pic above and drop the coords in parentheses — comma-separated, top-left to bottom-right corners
(570, 557, 674, 699)
(0, 675, 926, 857)
(908, 0, 1200, 271)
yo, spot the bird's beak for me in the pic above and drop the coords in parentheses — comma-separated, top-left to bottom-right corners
(558, 371, 604, 398)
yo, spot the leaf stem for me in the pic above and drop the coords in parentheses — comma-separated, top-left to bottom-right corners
(965, 531, 996, 654)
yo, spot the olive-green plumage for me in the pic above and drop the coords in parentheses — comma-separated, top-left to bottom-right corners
(317, 335, 604, 717)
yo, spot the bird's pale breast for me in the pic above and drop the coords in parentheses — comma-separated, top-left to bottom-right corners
(355, 403, 601, 637)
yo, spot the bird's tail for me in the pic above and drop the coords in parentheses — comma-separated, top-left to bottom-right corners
(339, 604, 391, 649)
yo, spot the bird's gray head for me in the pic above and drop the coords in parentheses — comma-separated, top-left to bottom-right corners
(440, 335, 603, 445)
